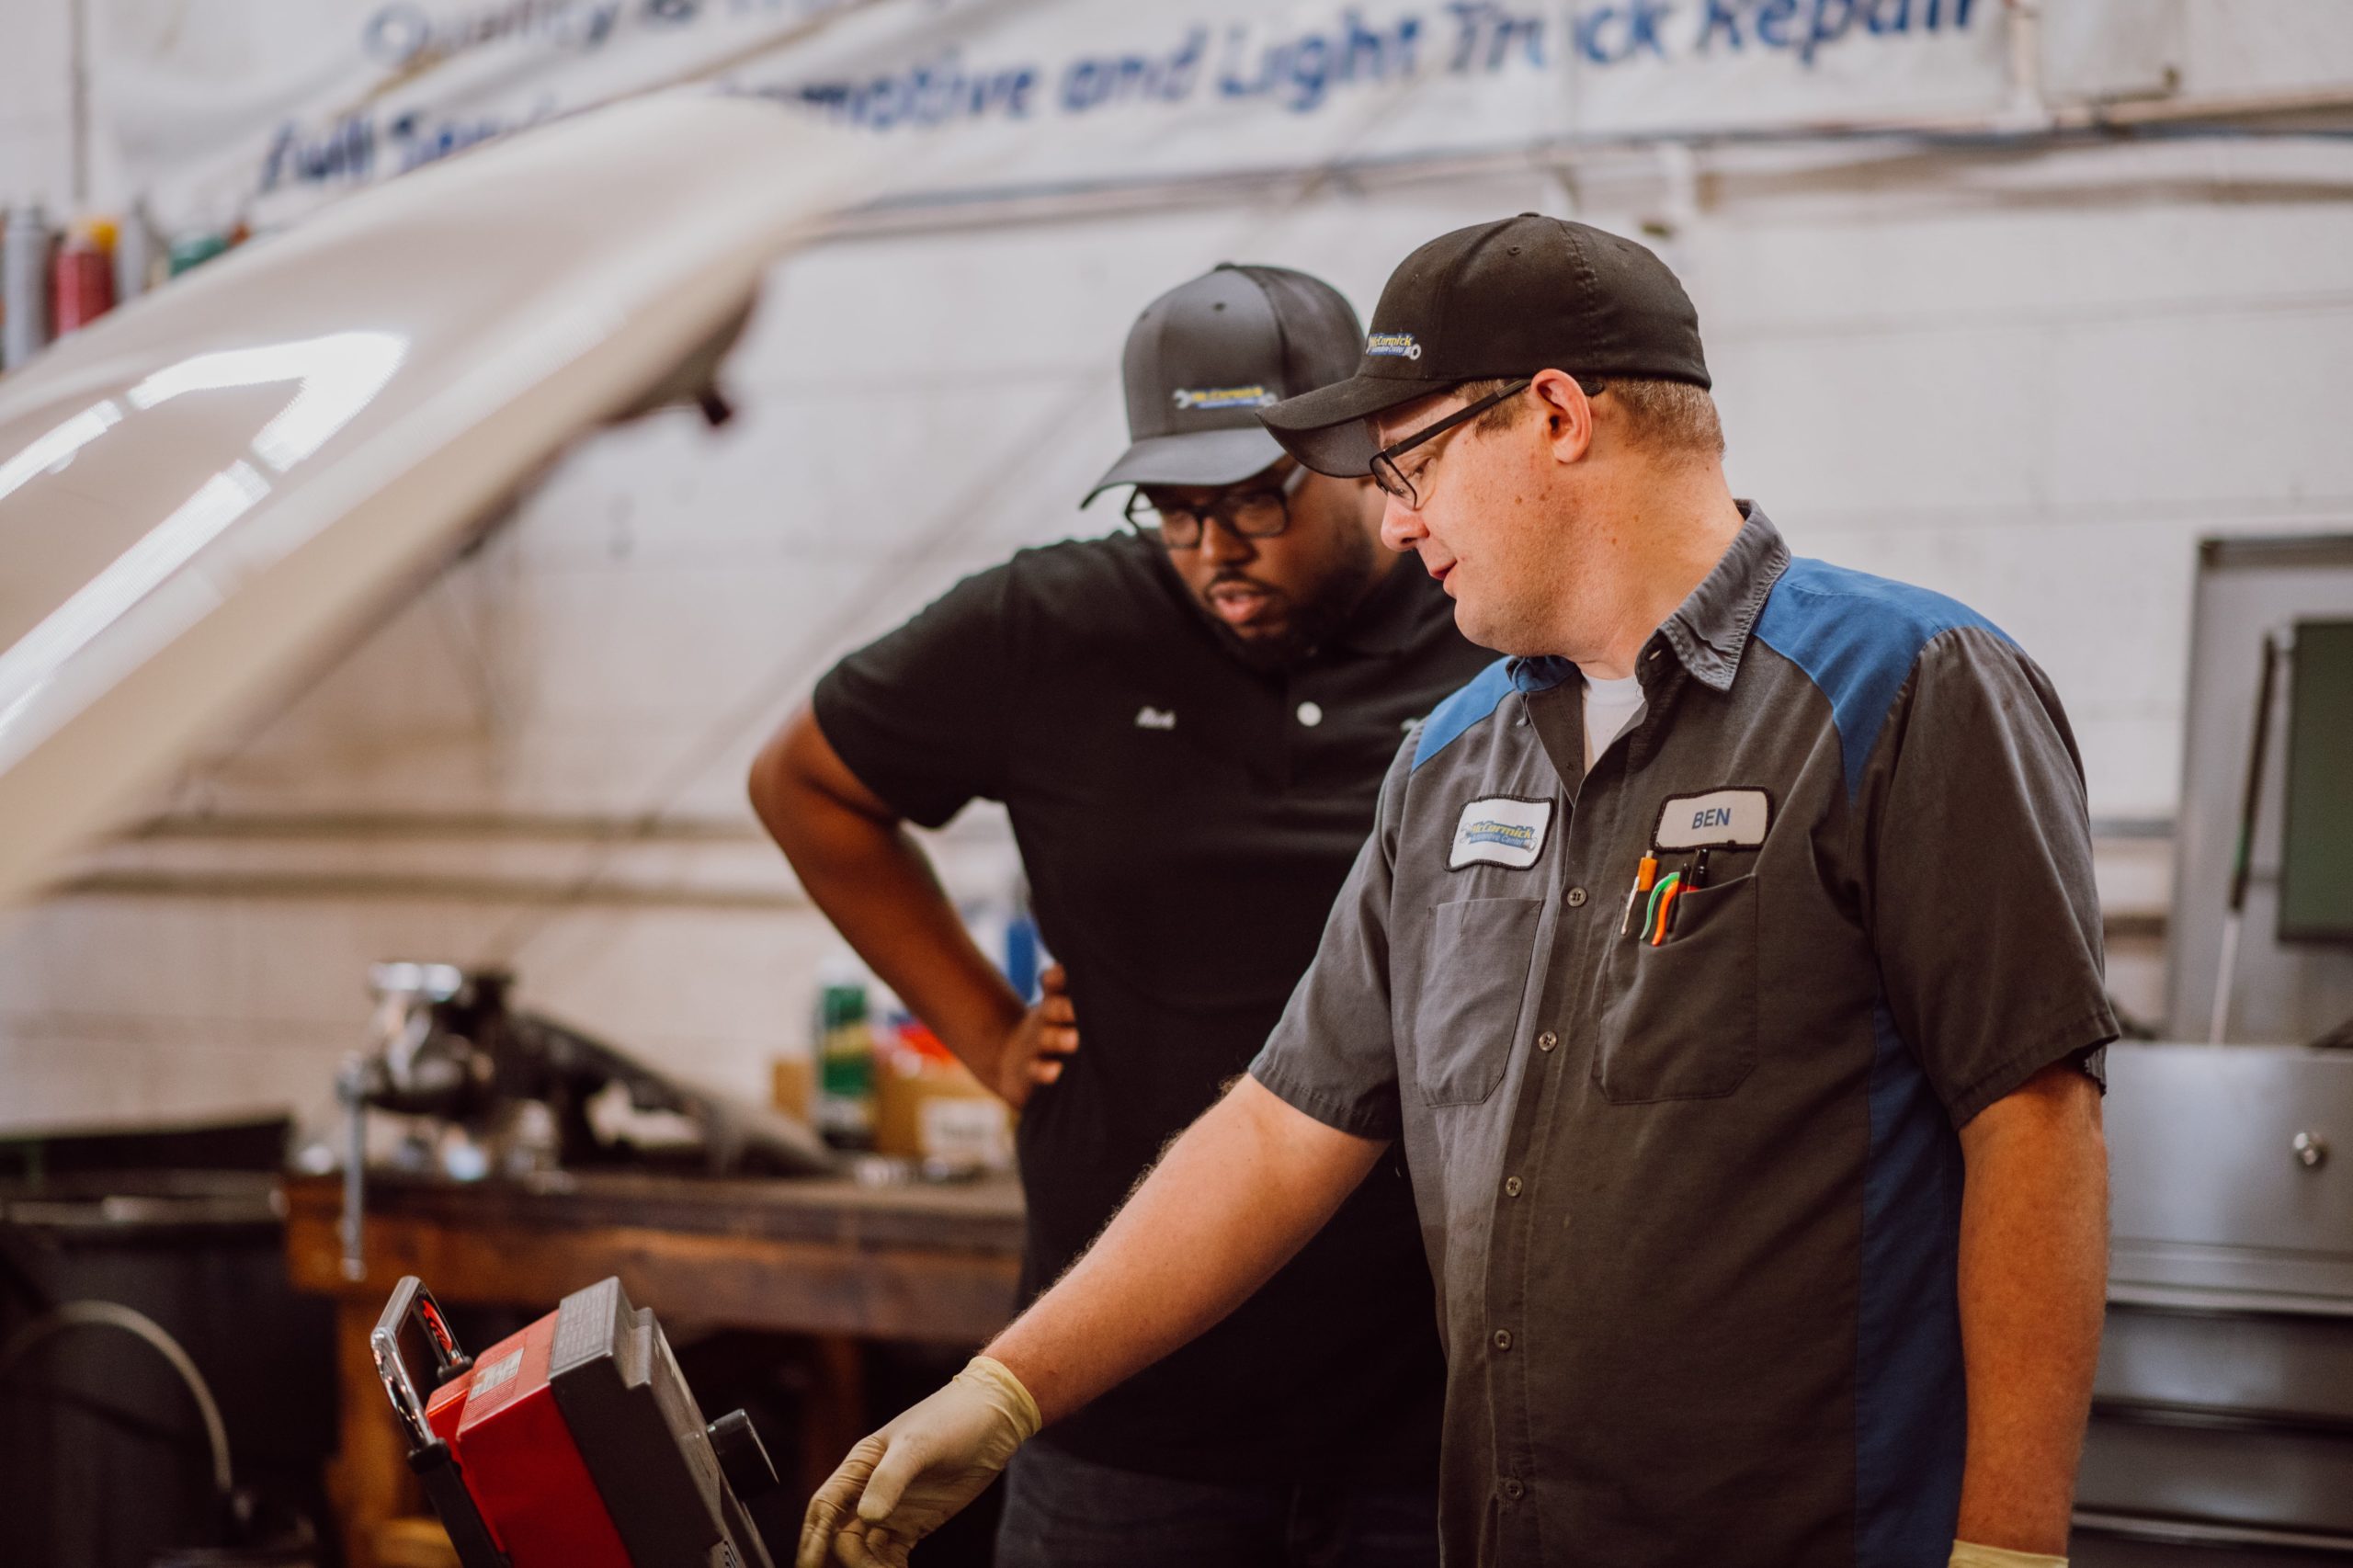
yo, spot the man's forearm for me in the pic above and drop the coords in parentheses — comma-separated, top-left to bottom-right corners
(1954, 1063, 2109, 1554)
(986, 1074, 1387, 1425)
(781, 809, 1022, 1070)
(749, 715, 1024, 1080)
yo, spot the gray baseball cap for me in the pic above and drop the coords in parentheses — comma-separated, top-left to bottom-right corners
(1082, 263, 1363, 506)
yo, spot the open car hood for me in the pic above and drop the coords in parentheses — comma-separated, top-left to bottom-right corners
(0, 93, 866, 907)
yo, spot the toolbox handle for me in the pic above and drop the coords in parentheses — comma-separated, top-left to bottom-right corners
(370, 1275, 473, 1448)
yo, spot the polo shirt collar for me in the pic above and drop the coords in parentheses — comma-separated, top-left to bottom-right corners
(1654, 502, 1789, 693)
(1503, 502, 1790, 697)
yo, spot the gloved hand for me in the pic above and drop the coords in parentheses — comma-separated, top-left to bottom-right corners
(796, 1355, 1041, 1568)
(1950, 1541, 2066, 1568)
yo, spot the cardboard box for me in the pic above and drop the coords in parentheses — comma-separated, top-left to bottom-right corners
(872, 1025, 1010, 1171)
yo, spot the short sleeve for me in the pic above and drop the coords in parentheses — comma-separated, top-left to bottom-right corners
(810, 564, 1019, 829)
(1863, 628, 2120, 1127)
(1248, 738, 1411, 1141)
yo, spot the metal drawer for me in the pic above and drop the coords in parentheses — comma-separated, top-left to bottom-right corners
(2078, 1415, 2353, 1534)
(2108, 1046, 2353, 1267)
(2099, 1305, 2353, 1426)
(2075, 1512, 2353, 1565)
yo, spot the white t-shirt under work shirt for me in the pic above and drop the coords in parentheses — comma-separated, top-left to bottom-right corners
(1583, 672, 1645, 774)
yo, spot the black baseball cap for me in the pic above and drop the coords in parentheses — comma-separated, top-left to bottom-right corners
(1083, 263, 1362, 506)
(1258, 214, 1711, 477)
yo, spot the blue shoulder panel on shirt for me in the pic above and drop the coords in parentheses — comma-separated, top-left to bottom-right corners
(1413, 657, 1515, 770)
(1751, 557, 2007, 801)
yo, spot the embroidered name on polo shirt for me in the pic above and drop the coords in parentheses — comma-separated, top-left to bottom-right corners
(1449, 796, 1553, 870)
(1654, 787, 1771, 849)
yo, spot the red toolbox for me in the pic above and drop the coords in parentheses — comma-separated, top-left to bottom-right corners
(372, 1275, 779, 1568)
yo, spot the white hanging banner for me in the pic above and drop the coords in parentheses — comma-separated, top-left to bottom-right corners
(88, 0, 2012, 231)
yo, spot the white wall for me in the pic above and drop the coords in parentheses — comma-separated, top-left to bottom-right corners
(4, 14, 2349, 1132)
(0, 2, 74, 211)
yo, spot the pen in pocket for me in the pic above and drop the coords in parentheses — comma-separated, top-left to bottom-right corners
(1661, 849, 1711, 939)
(1645, 869, 1684, 946)
(1620, 855, 1659, 937)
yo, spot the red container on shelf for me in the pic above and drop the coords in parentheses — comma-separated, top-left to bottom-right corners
(52, 242, 115, 334)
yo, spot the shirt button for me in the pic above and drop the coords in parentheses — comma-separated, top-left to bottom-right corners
(1502, 1478, 1526, 1502)
(1505, 1176, 1523, 1198)
(1295, 700, 1324, 727)
(1494, 1328, 1513, 1351)
(1536, 1030, 1558, 1052)
(1565, 886, 1588, 907)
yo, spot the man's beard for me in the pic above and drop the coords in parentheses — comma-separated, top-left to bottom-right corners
(1198, 548, 1380, 673)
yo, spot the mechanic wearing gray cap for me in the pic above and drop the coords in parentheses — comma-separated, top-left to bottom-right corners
(798, 219, 2114, 1568)
(753, 263, 1491, 1565)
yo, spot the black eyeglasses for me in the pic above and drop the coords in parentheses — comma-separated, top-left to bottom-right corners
(1370, 378, 1599, 510)
(1125, 462, 1308, 550)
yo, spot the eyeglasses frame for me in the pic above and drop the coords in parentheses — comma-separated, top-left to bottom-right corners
(1369, 376, 1604, 509)
(1124, 460, 1311, 550)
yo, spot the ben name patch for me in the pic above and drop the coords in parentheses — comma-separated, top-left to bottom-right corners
(1654, 788, 1770, 850)
(1450, 797, 1553, 870)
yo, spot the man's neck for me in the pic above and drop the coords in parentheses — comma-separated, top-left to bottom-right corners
(1559, 473, 1746, 681)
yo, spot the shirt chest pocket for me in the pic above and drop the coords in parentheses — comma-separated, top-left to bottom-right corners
(1594, 874, 1759, 1103)
(1410, 897, 1545, 1107)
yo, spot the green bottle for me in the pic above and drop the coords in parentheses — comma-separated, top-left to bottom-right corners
(815, 964, 875, 1151)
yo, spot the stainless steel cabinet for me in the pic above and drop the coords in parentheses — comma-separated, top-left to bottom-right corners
(2076, 1044, 2353, 1564)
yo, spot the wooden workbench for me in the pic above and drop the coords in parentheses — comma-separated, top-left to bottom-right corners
(282, 1169, 1025, 1568)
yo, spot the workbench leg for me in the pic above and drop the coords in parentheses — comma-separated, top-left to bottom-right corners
(329, 1295, 415, 1568)
(800, 1335, 867, 1499)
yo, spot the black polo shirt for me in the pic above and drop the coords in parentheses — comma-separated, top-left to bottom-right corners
(1251, 506, 2117, 1564)
(812, 529, 1495, 1483)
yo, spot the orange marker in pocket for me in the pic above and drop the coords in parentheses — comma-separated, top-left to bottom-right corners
(1651, 876, 1686, 946)
(1620, 855, 1659, 937)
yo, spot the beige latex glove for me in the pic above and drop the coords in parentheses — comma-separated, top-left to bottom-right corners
(1951, 1541, 2066, 1568)
(796, 1356, 1041, 1568)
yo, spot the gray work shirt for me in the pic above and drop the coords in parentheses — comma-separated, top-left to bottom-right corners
(1250, 506, 2116, 1568)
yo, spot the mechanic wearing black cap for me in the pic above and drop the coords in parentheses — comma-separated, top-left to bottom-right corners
(753, 263, 1491, 1565)
(797, 219, 2114, 1568)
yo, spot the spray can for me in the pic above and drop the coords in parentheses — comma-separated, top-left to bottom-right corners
(52, 230, 113, 334)
(3, 204, 54, 371)
(813, 957, 876, 1151)
(114, 199, 156, 305)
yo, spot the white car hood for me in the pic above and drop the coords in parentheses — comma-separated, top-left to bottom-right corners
(0, 93, 866, 907)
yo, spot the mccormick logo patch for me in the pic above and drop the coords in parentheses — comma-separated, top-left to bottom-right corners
(1172, 384, 1278, 411)
(1365, 331, 1423, 360)
(1449, 796, 1553, 871)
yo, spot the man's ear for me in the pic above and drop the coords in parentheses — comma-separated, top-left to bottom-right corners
(1529, 369, 1597, 465)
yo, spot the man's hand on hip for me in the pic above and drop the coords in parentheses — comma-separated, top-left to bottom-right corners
(990, 963, 1077, 1109)
(797, 1356, 1041, 1568)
